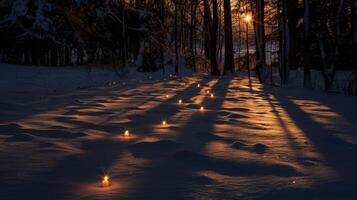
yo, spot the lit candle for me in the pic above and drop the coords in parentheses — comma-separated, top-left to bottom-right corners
(210, 93, 214, 98)
(178, 99, 182, 104)
(197, 84, 201, 88)
(124, 130, 130, 137)
(166, 95, 169, 98)
(162, 120, 167, 126)
(102, 176, 110, 187)
(200, 106, 204, 111)
(206, 90, 210, 94)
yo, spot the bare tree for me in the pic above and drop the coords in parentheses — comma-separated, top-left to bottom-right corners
(223, 0, 235, 74)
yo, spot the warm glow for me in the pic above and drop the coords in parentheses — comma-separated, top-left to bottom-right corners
(162, 120, 167, 126)
(200, 106, 204, 111)
(124, 130, 130, 137)
(206, 90, 210, 94)
(244, 14, 252, 22)
(102, 176, 110, 187)
(210, 93, 214, 98)
(178, 99, 182, 104)
(197, 84, 201, 88)
(165, 95, 169, 98)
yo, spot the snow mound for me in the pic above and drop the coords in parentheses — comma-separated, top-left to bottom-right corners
(186, 104, 201, 109)
(28, 129, 86, 139)
(193, 131, 223, 141)
(174, 150, 300, 177)
(127, 114, 146, 121)
(253, 143, 268, 154)
(224, 107, 251, 112)
(5, 133, 34, 142)
(0, 123, 86, 139)
(129, 140, 183, 158)
(231, 141, 247, 149)
(0, 123, 22, 135)
(231, 141, 268, 154)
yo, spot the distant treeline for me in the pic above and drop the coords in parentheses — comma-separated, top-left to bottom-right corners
(0, 0, 356, 91)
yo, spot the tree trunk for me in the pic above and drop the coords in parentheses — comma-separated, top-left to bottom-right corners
(190, 0, 198, 72)
(174, 1, 179, 74)
(351, 0, 357, 44)
(303, 0, 312, 88)
(281, 0, 290, 84)
(287, 0, 299, 70)
(255, 0, 265, 83)
(223, 0, 235, 74)
(210, 0, 220, 75)
(203, 0, 211, 59)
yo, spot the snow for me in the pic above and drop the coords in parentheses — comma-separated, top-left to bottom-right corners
(0, 64, 357, 199)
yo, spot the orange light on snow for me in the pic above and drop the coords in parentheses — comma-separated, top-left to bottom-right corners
(102, 176, 110, 187)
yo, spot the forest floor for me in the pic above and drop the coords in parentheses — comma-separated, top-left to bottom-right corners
(0, 64, 357, 200)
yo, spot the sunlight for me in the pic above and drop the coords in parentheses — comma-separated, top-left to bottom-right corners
(291, 99, 355, 132)
(1, 0, 356, 198)
(244, 14, 252, 23)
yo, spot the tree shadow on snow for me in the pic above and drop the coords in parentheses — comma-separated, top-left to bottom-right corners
(262, 85, 357, 199)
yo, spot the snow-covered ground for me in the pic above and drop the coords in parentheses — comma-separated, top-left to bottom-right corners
(0, 64, 357, 200)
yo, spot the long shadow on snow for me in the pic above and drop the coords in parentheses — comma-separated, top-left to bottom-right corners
(0, 77, 205, 200)
(263, 85, 357, 199)
(125, 76, 301, 200)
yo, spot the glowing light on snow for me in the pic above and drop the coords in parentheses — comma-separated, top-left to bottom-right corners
(162, 120, 167, 126)
(124, 130, 130, 137)
(102, 176, 110, 187)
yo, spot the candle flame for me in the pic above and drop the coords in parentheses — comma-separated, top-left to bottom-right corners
(178, 99, 182, 104)
(102, 175, 110, 187)
(200, 106, 204, 111)
(211, 93, 214, 97)
(124, 130, 130, 136)
(197, 84, 201, 88)
(162, 121, 167, 126)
